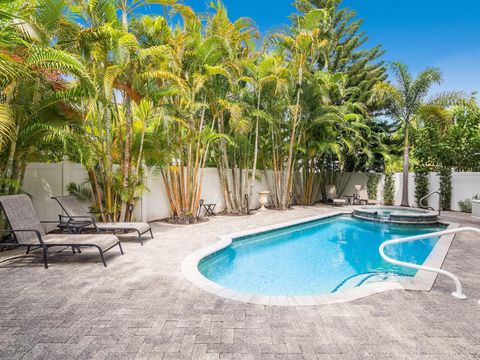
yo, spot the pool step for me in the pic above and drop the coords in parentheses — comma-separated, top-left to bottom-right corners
(332, 272, 400, 293)
(332, 272, 379, 292)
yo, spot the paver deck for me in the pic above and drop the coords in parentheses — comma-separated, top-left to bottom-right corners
(1, 205, 479, 359)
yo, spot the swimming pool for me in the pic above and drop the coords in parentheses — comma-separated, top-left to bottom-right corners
(197, 215, 446, 297)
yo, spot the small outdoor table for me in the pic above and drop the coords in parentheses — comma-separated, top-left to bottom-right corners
(344, 195, 356, 205)
(202, 203, 216, 216)
(57, 219, 94, 234)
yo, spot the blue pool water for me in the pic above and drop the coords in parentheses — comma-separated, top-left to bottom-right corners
(198, 215, 446, 296)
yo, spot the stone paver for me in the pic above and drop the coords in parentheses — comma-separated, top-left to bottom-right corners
(0, 206, 480, 359)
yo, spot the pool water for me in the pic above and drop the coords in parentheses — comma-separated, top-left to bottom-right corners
(198, 215, 445, 296)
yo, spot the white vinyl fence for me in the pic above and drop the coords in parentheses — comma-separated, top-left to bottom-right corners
(21, 161, 480, 229)
(22, 162, 270, 229)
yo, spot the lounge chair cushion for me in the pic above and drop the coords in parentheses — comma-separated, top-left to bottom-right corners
(88, 222, 151, 234)
(333, 199, 347, 205)
(355, 185, 381, 205)
(42, 233, 119, 251)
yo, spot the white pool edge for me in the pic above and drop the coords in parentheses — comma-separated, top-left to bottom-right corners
(181, 211, 458, 306)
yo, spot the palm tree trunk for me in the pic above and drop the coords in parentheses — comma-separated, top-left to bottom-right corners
(178, 149, 185, 213)
(162, 170, 178, 218)
(124, 118, 147, 222)
(248, 91, 261, 208)
(186, 143, 193, 211)
(88, 168, 105, 221)
(400, 127, 410, 207)
(120, 94, 133, 220)
(9, 154, 22, 194)
(191, 95, 206, 213)
(2, 123, 19, 190)
(104, 106, 113, 221)
(230, 151, 239, 211)
(219, 113, 235, 213)
(283, 67, 303, 208)
(272, 130, 281, 208)
(218, 163, 232, 212)
(18, 159, 27, 193)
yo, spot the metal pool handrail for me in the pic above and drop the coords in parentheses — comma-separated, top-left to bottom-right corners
(379, 227, 480, 300)
(419, 191, 442, 216)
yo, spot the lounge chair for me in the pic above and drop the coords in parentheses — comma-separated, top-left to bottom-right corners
(325, 185, 347, 206)
(52, 196, 153, 245)
(0, 194, 123, 268)
(354, 185, 381, 205)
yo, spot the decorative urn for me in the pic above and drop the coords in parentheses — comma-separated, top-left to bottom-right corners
(258, 191, 270, 211)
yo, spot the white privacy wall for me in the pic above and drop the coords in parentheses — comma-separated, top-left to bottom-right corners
(143, 167, 270, 221)
(21, 161, 480, 226)
(22, 162, 90, 231)
(22, 162, 270, 224)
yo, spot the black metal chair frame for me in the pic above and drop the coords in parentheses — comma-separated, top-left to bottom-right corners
(56, 215, 95, 234)
(0, 228, 123, 269)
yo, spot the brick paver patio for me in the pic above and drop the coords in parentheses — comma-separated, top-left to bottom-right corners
(1, 206, 479, 359)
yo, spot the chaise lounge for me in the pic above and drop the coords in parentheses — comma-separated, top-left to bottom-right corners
(0, 194, 123, 268)
(325, 185, 348, 206)
(354, 185, 381, 205)
(52, 196, 153, 245)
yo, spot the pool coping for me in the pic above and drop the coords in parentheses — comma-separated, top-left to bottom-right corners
(181, 211, 458, 306)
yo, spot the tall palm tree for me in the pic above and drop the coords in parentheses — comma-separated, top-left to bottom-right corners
(271, 8, 330, 209)
(371, 62, 462, 206)
(240, 55, 287, 205)
(295, 70, 371, 205)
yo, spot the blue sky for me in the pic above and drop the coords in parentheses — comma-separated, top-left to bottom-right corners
(144, 0, 480, 96)
(341, 0, 480, 96)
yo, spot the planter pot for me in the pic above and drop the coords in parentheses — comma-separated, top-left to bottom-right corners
(258, 191, 270, 211)
(472, 200, 480, 219)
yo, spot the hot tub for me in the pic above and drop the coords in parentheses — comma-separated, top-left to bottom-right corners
(353, 206, 438, 224)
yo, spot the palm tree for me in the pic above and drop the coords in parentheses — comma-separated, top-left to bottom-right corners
(295, 70, 371, 205)
(188, 1, 258, 215)
(240, 55, 287, 207)
(371, 62, 463, 206)
(271, 8, 330, 209)
(0, 0, 95, 194)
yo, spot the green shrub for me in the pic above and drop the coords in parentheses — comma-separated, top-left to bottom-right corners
(414, 168, 429, 207)
(438, 167, 452, 210)
(67, 182, 92, 201)
(458, 194, 480, 213)
(367, 173, 381, 200)
(383, 173, 395, 205)
(458, 199, 472, 213)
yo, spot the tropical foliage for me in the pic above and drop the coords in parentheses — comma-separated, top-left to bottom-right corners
(366, 173, 380, 200)
(383, 173, 395, 206)
(0, 0, 475, 221)
(439, 167, 452, 210)
(413, 99, 480, 210)
(414, 100, 480, 172)
(371, 62, 464, 207)
(414, 167, 429, 207)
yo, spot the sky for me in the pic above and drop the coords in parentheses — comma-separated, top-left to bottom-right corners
(151, 0, 480, 97)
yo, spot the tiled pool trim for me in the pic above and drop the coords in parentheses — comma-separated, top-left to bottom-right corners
(353, 206, 439, 224)
(181, 211, 458, 306)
